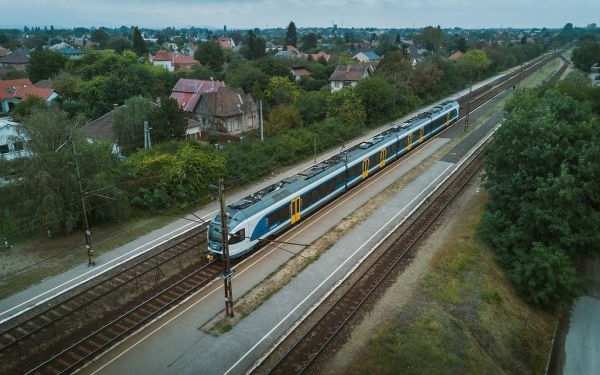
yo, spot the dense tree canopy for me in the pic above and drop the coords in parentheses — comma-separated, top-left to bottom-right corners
(27, 48, 67, 82)
(194, 40, 225, 72)
(481, 75, 600, 309)
(571, 39, 600, 72)
(0, 106, 127, 236)
(286, 21, 297, 47)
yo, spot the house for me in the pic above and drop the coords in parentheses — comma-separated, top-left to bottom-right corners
(307, 51, 331, 63)
(353, 51, 380, 63)
(149, 50, 200, 72)
(0, 51, 29, 72)
(276, 45, 302, 58)
(196, 86, 258, 135)
(81, 107, 121, 155)
(0, 117, 27, 161)
(448, 51, 463, 60)
(291, 67, 310, 81)
(217, 37, 236, 49)
(169, 78, 224, 113)
(0, 78, 60, 113)
(56, 46, 85, 59)
(329, 64, 376, 92)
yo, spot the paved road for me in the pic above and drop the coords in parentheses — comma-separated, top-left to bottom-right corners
(562, 296, 600, 375)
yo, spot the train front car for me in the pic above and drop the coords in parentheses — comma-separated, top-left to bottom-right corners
(207, 210, 251, 260)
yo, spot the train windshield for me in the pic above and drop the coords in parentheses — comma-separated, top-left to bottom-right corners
(208, 224, 224, 243)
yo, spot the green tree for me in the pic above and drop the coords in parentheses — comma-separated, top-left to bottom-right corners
(242, 30, 266, 60)
(571, 39, 600, 72)
(355, 76, 396, 125)
(27, 48, 67, 82)
(455, 49, 491, 83)
(194, 40, 224, 72)
(264, 104, 302, 136)
(300, 32, 318, 52)
(2, 107, 126, 235)
(147, 97, 187, 143)
(286, 21, 297, 47)
(327, 89, 366, 126)
(10, 96, 48, 121)
(125, 142, 226, 209)
(91, 28, 109, 48)
(418, 25, 445, 52)
(481, 85, 600, 309)
(296, 90, 329, 125)
(132, 26, 146, 56)
(264, 76, 302, 108)
(113, 96, 158, 154)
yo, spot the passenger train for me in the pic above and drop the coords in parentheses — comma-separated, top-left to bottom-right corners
(207, 100, 460, 259)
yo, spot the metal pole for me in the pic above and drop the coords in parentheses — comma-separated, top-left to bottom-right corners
(71, 139, 95, 266)
(218, 179, 234, 317)
(464, 83, 472, 132)
(259, 100, 264, 142)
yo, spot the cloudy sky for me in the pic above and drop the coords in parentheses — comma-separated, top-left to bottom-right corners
(2, 0, 597, 30)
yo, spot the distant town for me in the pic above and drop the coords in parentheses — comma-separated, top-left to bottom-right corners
(0, 21, 597, 234)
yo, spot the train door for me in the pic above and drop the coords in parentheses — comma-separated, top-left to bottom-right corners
(446, 111, 452, 126)
(362, 158, 370, 179)
(290, 196, 301, 224)
(379, 148, 387, 168)
(419, 127, 425, 144)
(407, 132, 413, 151)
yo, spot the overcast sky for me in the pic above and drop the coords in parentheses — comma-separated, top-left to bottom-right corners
(2, 0, 597, 30)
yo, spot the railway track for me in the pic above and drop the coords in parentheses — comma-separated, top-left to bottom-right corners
(252, 129, 488, 375)
(24, 259, 223, 375)
(0, 51, 567, 375)
(0, 225, 220, 375)
(251, 52, 569, 374)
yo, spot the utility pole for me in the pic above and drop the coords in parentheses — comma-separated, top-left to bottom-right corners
(464, 83, 472, 132)
(259, 100, 264, 142)
(57, 136, 95, 266)
(144, 120, 152, 149)
(212, 179, 234, 317)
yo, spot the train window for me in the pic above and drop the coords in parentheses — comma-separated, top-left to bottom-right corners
(209, 226, 222, 242)
(229, 229, 245, 245)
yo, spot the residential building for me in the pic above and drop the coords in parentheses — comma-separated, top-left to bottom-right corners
(0, 51, 29, 72)
(0, 78, 59, 113)
(217, 37, 236, 49)
(149, 50, 200, 72)
(448, 51, 463, 60)
(329, 64, 376, 92)
(81, 107, 121, 155)
(169, 78, 224, 113)
(0, 117, 27, 161)
(353, 51, 380, 63)
(307, 51, 331, 63)
(196, 86, 258, 135)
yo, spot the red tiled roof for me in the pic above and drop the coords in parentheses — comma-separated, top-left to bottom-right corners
(200, 86, 251, 117)
(329, 65, 372, 82)
(308, 51, 331, 62)
(0, 78, 55, 100)
(169, 78, 224, 112)
(82, 109, 117, 142)
(150, 50, 199, 70)
(448, 51, 463, 60)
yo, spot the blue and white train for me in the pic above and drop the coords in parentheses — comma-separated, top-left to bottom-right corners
(207, 100, 460, 259)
